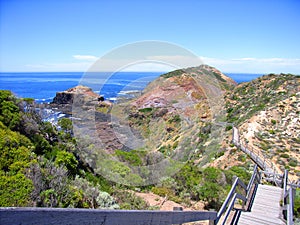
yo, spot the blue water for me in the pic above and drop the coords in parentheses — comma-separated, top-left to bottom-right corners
(224, 73, 263, 83)
(0, 72, 261, 103)
(0, 72, 161, 103)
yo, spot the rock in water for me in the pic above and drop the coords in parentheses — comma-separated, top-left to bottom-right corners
(52, 85, 100, 104)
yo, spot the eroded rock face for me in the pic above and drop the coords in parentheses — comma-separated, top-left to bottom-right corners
(130, 65, 235, 120)
(52, 85, 100, 104)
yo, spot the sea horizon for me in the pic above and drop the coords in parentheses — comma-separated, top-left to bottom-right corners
(0, 71, 263, 103)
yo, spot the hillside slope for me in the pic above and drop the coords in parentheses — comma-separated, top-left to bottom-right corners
(214, 74, 299, 180)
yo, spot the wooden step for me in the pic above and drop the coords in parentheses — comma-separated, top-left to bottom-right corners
(237, 184, 285, 225)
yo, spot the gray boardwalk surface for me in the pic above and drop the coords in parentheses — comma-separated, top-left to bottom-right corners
(0, 208, 217, 225)
(238, 184, 285, 225)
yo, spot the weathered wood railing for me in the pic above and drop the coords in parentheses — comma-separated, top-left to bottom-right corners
(215, 165, 260, 225)
(0, 207, 217, 225)
(282, 169, 299, 225)
(232, 127, 283, 186)
(233, 126, 299, 224)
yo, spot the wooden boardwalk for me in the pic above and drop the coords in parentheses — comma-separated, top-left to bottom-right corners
(232, 127, 283, 186)
(237, 184, 285, 225)
(232, 127, 272, 171)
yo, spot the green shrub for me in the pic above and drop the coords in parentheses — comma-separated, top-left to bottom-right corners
(288, 160, 298, 167)
(113, 190, 149, 210)
(152, 186, 173, 197)
(269, 130, 275, 134)
(294, 189, 300, 218)
(197, 181, 224, 210)
(161, 69, 185, 78)
(237, 154, 247, 162)
(280, 153, 289, 159)
(168, 114, 181, 123)
(225, 125, 233, 131)
(55, 151, 78, 175)
(58, 118, 73, 133)
(225, 166, 251, 184)
(138, 107, 153, 113)
(215, 151, 225, 158)
(0, 172, 33, 207)
(0, 99, 21, 129)
(172, 141, 179, 149)
(115, 150, 142, 166)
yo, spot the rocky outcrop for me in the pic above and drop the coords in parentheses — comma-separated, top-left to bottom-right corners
(131, 65, 236, 120)
(52, 85, 100, 104)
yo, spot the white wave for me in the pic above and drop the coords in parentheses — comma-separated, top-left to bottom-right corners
(118, 90, 141, 95)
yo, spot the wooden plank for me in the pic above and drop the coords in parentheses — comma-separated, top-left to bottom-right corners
(0, 208, 217, 225)
(238, 213, 286, 225)
(238, 184, 285, 225)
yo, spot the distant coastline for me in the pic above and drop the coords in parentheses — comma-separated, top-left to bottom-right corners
(0, 72, 262, 103)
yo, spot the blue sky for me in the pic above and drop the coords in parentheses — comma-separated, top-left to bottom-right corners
(0, 0, 300, 73)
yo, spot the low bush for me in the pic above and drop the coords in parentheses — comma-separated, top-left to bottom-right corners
(280, 153, 289, 159)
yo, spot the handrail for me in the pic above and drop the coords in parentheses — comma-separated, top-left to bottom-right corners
(215, 165, 259, 224)
(283, 169, 289, 190)
(287, 189, 294, 225)
(283, 169, 295, 225)
(216, 178, 244, 222)
(0, 207, 217, 225)
(232, 127, 298, 224)
(246, 165, 260, 201)
(232, 126, 284, 187)
(260, 171, 283, 187)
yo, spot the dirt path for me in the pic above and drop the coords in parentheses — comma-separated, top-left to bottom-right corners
(134, 192, 206, 211)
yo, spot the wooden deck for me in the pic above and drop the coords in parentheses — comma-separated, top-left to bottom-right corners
(237, 184, 285, 225)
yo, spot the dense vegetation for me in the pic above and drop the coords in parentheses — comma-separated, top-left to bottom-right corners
(0, 90, 118, 208)
(0, 90, 256, 210)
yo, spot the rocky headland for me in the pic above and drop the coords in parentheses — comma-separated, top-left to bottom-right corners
(52, 85, 102, 104)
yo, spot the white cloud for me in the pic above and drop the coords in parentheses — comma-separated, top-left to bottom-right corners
(201, 57, 300, 74)
(121, 62, 176, 72)
(25, 62, 93, 72)
(19, 56, 300, 74)
(72, 55, 98, 61)
(145, 55, 203, 69)
(23, 55, 99, 71)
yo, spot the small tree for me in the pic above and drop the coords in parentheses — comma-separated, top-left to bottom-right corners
(58, 118, 73, 134)
(197, 167, 225, 210)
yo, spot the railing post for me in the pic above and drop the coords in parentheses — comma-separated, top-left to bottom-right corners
(291, 188, 295, 212)
(258, 170, 261, 184)
(209, 209, 216, 225)
(173, 207, 183, 225)
(232, 175, 237, 184)
(283, 170, 288, 220)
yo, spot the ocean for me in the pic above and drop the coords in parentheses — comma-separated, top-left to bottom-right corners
(0, 72, 262, 103)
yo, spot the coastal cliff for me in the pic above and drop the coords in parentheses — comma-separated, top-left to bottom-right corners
(52, 85, 101, 104)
